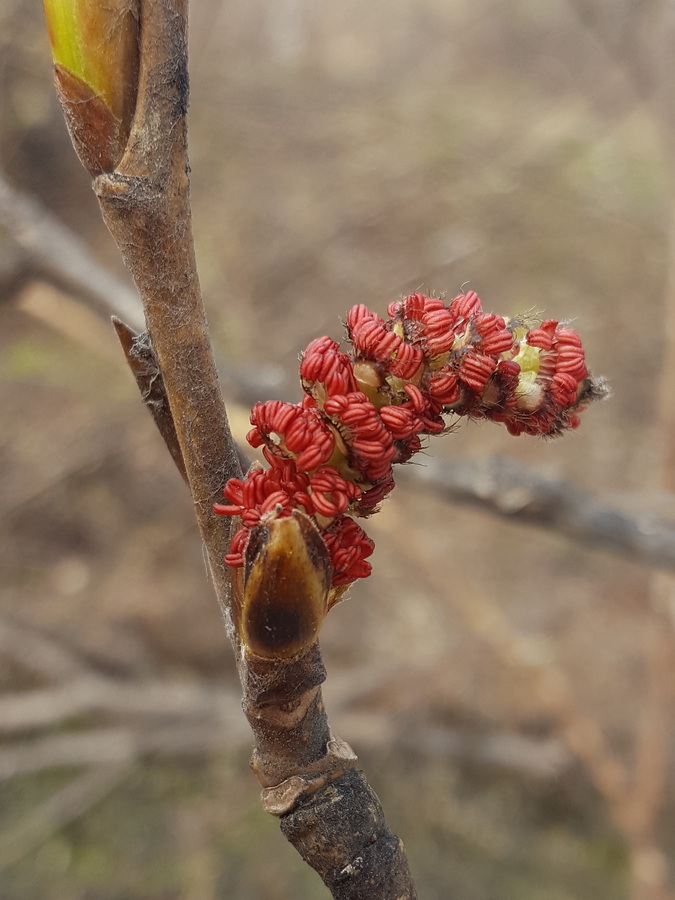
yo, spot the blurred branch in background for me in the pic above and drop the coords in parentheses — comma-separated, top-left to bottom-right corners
(406, 455, 675, 575)
(386, 514, 675, 900)
(555, 6, 675, 898)
(0, 615, 572, 780)
(0, 614, 573, 875)
(0, 172, 142, 330)
(0, 764, 133, 871)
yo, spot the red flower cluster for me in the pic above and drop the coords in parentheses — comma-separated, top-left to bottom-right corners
(215, 291, 599, 589)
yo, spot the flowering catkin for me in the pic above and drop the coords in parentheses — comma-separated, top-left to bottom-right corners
(215, 291, 602, 589)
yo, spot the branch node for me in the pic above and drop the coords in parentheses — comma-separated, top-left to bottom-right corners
(261, 737, 358, 817)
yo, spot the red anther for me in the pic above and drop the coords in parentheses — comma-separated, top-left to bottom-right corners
(556, 345, 585, 361)
(347, 306, 383, 340)
(240, 507, 261, 527)
(555, 342, 586, 365)
(449, 291, 482, 320)
(225, 549, 245, 567)
(473, 313, 502, 334)
(372, 327, 403, 358)
(303, 335, 340, 358)
(295, 441, 334, 472)
(417, 407, 445, 435)
(222, 479, 244, 506)
(459, 352, 497, 392)
(218, 294, 597, 588)
(284, 418, 311, 446)
(309, 467, 361, 510)
(553, 327, 583, 347)
(324, 392, 396, 482)
(310, 490, 343, 518)
(471, 313, 514, 356)
(352, 318, 401, 357)
(421, 295, 445, 312)
(260, 491, 293, 515)
(427, 373, 460, 405)
(323, 516, 375, 586)
(489, 359, 521, 407)
(478, 328, 514, 356)
(246, 426, 264, 449)
(536, 353, 557, 379)
(403, 382, 426, 412)
(324, 392, 361, 422)
(525, 327, 554, 351)
(295, 492, 316, 515)
(389, 342, 424, 379)
(252, 400, 297, 434)
(404, 292, 444, 321)
(505, 418, 526, 436)
(353, 438, 392, 460)
(497, 359, 521, 378)
(550, 373, 579, 406)
(250, 401, 335, 470)
(400, 293, 426, 321)
(242, 474, 263, 508)
(379, 404, 421, 439)
(555, 357, 587, 381)
(346, 304, 374, 329)
(309, 467, 361, 518)
(309, 466, 346, 493)
(348, 305, 414, 369)
(212, 503, 244, 516)
(331, 394, 374, 426)
(325, 367, 358, 396)
(229, 527, 248, 553)
(301, 337, 358, 398)
(422, 307, 458, 356)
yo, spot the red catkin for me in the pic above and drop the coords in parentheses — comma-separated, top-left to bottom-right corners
(215, 292, 600, 589)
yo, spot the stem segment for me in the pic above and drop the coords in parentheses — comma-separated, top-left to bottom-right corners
(47, 0, 419, 894)
(93, 0, 240, 615)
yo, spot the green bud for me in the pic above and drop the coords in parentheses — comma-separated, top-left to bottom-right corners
(44, 0, 139, 174)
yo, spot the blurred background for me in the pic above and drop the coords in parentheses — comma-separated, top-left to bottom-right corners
(1, 0, 674, 897)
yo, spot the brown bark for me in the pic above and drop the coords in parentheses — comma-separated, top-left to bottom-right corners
(243, 642, 417, 898)
(92, 0, 240, 617)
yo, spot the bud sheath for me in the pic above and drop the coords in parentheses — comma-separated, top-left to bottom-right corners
(241, 511, 333, 660)
(44, 0, 140, 174)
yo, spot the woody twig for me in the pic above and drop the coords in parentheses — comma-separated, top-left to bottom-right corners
(42, 1, 418, 895)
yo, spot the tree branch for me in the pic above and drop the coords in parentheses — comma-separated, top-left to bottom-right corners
(112, 316, 189, 484)
(406, 455, 675, 572)
(0, 170, 143, 329)
(41, 1, 418, 893)
(91, 0, 240, 617)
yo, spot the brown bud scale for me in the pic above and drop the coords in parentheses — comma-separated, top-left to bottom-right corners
(242, 511, 333, 659)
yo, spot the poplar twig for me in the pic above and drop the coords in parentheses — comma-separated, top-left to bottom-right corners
(43, 0, 418, 894)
